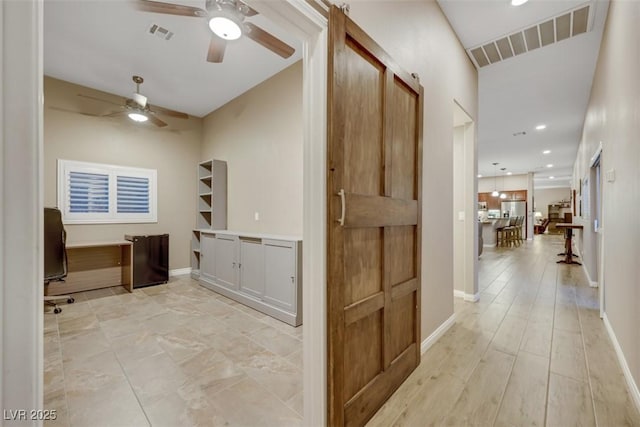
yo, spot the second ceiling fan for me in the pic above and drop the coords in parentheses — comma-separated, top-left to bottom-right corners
(136, 0, 295, 63)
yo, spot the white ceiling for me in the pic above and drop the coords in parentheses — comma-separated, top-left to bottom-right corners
(44, 0, 302, 118)
(438, 0, 609, 189)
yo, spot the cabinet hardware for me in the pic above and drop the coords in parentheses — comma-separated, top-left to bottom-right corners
(337, 189, 345, 226)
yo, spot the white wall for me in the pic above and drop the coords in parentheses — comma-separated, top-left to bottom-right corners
(572, 0, 640, 409)
(44, 77, 202, 269)
(348, 1, 478, 340)
(533, 187, 571, 217)
(201, 61, 303, 237)
(478, 173, 528, 193)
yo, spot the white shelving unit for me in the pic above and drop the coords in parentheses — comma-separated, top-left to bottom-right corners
(192, 159, 227, 279)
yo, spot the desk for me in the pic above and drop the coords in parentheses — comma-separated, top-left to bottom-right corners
(555, 223, 583, 265)
(45, 241, 133, 296)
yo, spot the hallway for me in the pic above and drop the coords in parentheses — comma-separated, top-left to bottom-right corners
(368, 234, 640, 426)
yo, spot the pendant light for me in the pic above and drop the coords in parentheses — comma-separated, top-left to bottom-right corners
(491, 162, 499, 197)
(500, 168, 507, 199)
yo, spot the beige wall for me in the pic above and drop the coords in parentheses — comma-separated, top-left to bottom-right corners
(533, 187, 571, 217)
(572, 0, 640, 402)
(44, 77, 202, 269)
(201, 61, 303, 236)
(349, 1, 478, 340)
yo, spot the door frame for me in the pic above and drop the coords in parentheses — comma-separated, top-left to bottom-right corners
(1, 1, 330, 425)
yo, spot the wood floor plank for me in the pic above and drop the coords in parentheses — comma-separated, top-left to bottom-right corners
(494, 351, 549, 427)
(519, 320, 553, 357)
(490, 314, 527, 355)
(546, 373, 595, 426)
(550, 329, 588, 381)
(440, 348, 515, 425)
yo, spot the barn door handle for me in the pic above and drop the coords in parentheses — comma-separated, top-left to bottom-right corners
(337, 189, 345, 226)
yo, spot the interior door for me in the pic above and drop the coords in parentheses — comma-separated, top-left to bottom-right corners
(327, 6, 423, 427)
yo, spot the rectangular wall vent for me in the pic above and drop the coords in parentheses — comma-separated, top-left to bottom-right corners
(467, 4, 591, 69)
(148, 24, 174, 41)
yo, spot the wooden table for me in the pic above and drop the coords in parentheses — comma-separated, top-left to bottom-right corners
(45, 240, 133, 296)
(555, 223, 583, 265)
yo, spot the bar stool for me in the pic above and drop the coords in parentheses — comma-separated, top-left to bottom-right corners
(494, 218, 511, 247)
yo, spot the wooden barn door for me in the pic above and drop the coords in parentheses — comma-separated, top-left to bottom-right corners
(327, 6, 424, 427)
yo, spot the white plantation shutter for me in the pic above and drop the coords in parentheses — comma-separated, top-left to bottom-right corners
(68, 171, 110, 213)
(117, 176, 150, 213)
(58, 159, 157, 224)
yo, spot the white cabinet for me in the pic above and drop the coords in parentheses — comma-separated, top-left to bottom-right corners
(200, 233, 216, 282)
(239, 238, 264, 299)
(263, 240, 297, 313)
(198, 230, 302, 326)
(214, 234, 238, 290)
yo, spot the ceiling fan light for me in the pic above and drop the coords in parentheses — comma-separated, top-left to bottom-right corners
(128, 112, 148, 123)
(209, 16, 242, 40)
(132, 93, 147, 108)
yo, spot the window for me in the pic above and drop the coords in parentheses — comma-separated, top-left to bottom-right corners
(57, 159, 157, 224)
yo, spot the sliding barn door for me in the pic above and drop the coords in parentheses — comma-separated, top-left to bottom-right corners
(327, 6, 424, 427)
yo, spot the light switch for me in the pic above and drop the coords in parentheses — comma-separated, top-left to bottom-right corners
(254, 212, 260, 221)
(606, 169, 615, 182)
(458, 211, 465, 221)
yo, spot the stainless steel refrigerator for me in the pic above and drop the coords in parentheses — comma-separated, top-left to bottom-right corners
(501, 201, 526, 238)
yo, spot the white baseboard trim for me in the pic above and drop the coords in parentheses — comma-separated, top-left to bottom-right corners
(603, 313, 640, 413)
(454, 290, 480, 302)
(580, 261, 598, 288)
(421, 312, 456, 355)
(169, 267, 192, 277)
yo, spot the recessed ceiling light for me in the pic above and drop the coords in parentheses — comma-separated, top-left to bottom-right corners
(535, 124, 547, 130)
(546, 164, 554, 168)
(549, 176, 555, 179)
(511, 0, 529, 5)
(543, 150, 551, 154)
(477, 174, 482, 178)
(506, 172, 513, 175)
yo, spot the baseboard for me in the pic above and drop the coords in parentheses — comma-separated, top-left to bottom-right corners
(169, 267, 192, 277)
(454, 289, 480, 302)
(580, 261, 598, 288)
(421, 312, 456, 355)
(603, 313, 640, 413)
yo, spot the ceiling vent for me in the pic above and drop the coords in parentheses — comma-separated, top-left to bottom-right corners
(468, 4, 591, 69)
(148, 24, 174, 41)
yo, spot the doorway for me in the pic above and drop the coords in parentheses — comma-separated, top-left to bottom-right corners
(452, 102, 478, 301)
(1, 1, 329, 425)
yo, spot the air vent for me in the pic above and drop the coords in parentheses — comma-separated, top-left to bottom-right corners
(148, 24, 174, 41)
(467, 4, 591, 69)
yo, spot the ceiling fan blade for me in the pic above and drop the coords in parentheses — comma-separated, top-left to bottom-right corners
(103, 111, 127, 118)
(244, 23, 295, 59)
(207, 34, 227, 63)
(135, 0, 207, 17)
(238, 0, 259, 16)
(149, 105, 189, 119)
(77, 93, 123, 107)
(48, 106, 102, 117)
(147, 114, 168, 127)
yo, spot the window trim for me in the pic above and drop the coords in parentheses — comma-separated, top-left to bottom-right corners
(57, 159, 157, 224)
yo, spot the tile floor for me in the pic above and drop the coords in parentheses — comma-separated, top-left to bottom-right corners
(45, 234, 640, 426)
(44, 277, 303, 427)
(367, 234, 640, 426)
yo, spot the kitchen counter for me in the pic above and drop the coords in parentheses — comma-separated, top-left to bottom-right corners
(480, 220, 498, 246)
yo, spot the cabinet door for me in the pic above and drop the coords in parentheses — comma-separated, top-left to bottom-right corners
(214, 234, 238, 290)
(200, 234, 216, 282)
(263, 240, 296, 313)
(239, 239, 264, 299)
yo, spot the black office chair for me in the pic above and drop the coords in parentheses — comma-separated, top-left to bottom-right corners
(44, 207, 74, 313)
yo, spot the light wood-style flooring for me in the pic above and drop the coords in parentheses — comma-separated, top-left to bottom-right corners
(368, 234, 640, 426)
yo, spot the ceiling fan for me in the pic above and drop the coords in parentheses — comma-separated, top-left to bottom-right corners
(136, 0, 295, 63)
(76, 75, 189, 127)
